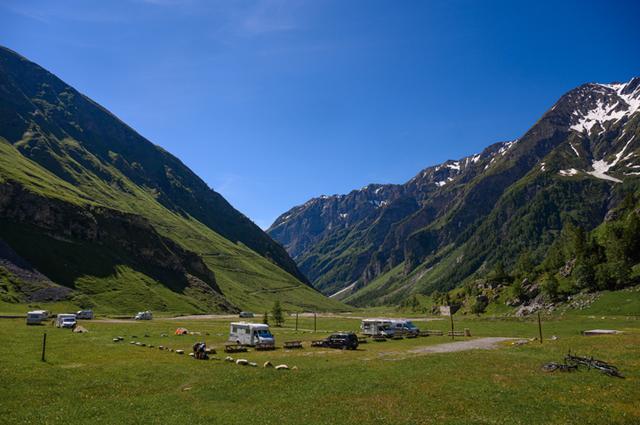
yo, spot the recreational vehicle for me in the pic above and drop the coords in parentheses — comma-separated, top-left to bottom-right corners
(55, 314, 77, 328)
(228, 322, 275, 346)
(134, 311, 152, 320)
(360, 319, 393, 336)
(26, 310, 48, 325)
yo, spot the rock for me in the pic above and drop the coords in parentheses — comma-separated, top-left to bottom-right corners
(158, 346, 164, 350)
(582, 329, 622, 336)
(130, 341, 135, 345)
(236, 359, 248, 366)
(550, 335, 558, 341)
(263, 361, 273, 368)
(275, 364, 289, 370)
(149, 345, 154, 348)
(73, 326, 88, 333)
(189, 353, 194, 357)
(248, 362, 257, 367)
(113, 338, 120, 343)
(135, 342, 142, 346)
(140, 343, 146, 347)
(117, 336, 124, 341)
(292, 366, 298, 371)
(176, 350, 184, 354)
(225, 356, 234, 362)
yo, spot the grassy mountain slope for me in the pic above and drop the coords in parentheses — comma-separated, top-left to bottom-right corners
(0, 46, 344, 314)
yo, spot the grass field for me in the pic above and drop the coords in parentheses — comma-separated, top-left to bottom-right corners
(1, 311, 638, 425)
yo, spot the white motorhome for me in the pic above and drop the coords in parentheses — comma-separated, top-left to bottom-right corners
(134, 311, 152, 320)
(26, 310, 47, 325)
(76, 310, 94, 320)
(360, 319, 393, 336)
(55, 314, 77, 328)
(388, 319, 420, 336)
(228, 322, 275, 346)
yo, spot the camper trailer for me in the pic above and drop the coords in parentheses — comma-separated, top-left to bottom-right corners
(134, 311, 152, 320)
(228, 322, 275, 346)
(388, 319, 420, 336)
(360, 319, 393, 337)
(26, 310, 48, 325)
(55, 314, 77, 328)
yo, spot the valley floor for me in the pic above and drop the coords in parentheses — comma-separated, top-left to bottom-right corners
(0, 313, 639, 424)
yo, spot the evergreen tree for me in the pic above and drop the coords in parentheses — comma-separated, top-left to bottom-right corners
(262, 311, 269, 325)
(541, 273, 559, 300)
(271, 300, 284, 327)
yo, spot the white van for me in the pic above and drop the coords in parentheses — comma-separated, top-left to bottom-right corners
(76, 310, 94, 320)
(228, 322, 275, 346)
(55, 314, 77, 328)
(26, 310, 47, 325)
(134, 311, 152, 320)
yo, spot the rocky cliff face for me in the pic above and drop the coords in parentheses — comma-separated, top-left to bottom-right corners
(269, 78, 640, 301)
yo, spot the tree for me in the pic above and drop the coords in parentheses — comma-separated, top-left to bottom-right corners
(262, 311, 269, 325)
(271, 300, 284, 327)
(541, 274, 559, 300)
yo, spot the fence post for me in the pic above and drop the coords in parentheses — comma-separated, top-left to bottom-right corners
(449, 312, 454, 340)
(537, 311, 543, 344)
(295, 312, 299, 332)
(314, 313, 317, 332)
(41, 332, 47, 362)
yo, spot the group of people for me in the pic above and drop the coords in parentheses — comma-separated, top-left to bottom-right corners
(192, 342, 208, 360)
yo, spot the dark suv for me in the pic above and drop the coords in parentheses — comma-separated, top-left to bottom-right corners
(323, 332, 359, 350)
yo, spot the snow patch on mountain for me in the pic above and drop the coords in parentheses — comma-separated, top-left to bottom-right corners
(570, 78, 640, 134)
(559, 168, 579, 176)
(585, 139, 633, 183)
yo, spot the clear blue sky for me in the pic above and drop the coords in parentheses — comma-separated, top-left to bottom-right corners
(2, 1, 639, 229)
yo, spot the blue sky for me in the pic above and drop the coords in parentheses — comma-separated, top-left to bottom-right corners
(2, 0, 640, 229)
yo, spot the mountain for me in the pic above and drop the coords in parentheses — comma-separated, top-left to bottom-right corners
(0, 45, 344, 314)
(268, 77, 640, 305)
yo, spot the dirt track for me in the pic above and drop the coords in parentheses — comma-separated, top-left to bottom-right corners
(373, 337, 522, 360)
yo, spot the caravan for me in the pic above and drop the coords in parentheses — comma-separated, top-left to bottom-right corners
(228, 322, 275, 346)
(26, 310, 48, 325)
(360, 319, 393, 337)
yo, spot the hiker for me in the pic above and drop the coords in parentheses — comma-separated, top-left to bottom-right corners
(193, 342, 208, 360)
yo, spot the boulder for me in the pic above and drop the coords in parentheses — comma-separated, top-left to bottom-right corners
(248, 362, 257, 367)
(176, 349, 184, 354)
(73, 326, 88, 333)
(275, 364, 289, 370)
(225, 356, 234, 362)
(236, 359, 248, 366)
(263, 361, 273, 368)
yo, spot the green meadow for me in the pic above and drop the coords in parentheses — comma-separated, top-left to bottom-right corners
(0, 310, 638, 425)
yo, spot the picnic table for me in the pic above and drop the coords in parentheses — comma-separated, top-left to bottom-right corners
(255, 342, 276, 351)
(311, 339, 326, 347)
(284, 340, 303, 349)
(420, 330, 443, 337)
(224, 343, 248, 353)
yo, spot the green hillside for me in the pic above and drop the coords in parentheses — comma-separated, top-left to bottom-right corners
(0, 46, 345, 314)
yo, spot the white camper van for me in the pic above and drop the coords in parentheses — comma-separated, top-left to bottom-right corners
(26, 310, 48, 325)
(134, 311, 152, 320)
(228, 322, 275, 346)
(360, 319, 393, 336)
(55, 314, 77, 328)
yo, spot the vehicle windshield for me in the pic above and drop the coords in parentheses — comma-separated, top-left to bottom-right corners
(63, 318, 75, 322)
(405, 321, 417, 329)
(256, 329, 272, 337)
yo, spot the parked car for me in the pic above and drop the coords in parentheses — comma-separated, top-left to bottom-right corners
(322, 332, 359, 350)
(76, 310, 94, 320)
(239, 311, 254, 318)
(134, 311, 152, 320)
(55, 314, 77, 328)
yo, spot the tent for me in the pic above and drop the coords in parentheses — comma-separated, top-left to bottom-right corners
(175, 327, 188, 335)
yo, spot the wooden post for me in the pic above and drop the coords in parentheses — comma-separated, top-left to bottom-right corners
(295, 312, 299, 332)
(314, 313, 317, 333)
(537, 311, 543, 344)
(41, 332, 47, 362)
(449, 311, 454, 340)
